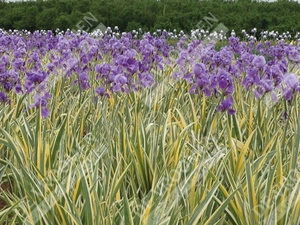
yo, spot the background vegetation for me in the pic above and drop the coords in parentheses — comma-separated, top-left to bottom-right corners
(1, 0, 300, 35)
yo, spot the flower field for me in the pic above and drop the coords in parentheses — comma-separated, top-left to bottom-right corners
(0, 28, 300, 225)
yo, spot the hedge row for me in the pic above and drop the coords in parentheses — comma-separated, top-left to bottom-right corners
(0, 0, 300, 36)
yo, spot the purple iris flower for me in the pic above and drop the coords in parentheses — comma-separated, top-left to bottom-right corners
(143, 44, 154, 55)
(189, 76, 211, 96)
(125, 58, 139, 74)
(252, 55, 266, 69)
(1, 55, 10, 64)
(114, 74, 127, 85)
(30, 92, 51, 118)
(139, 62, 150, 73)
(13, 48, 26, 58)
(283, 73, 299, 101)
(95, 86, 109, 98)
(139, 72, 154, 88)
(283, 73, 299, 89)
(210, 74, 218, 90)
(95, 63, 111, 78)
(124, 49, 137, 58)
(218, 69, 233, 90)
(12, 58, 25, 70)
(287, 48, 300, 62)
(112, 74, 128, 92)
(254, 77, 273, 99)
(25, 71, 47, 93)
(278, 60, 288, 74)
(15, 82, 23, 94)
(78, 72, 90, 90)
(89, 45, 98, 55)
(243, 68, 260, 90)
(154, 39, 163, 48)
(26, 71, 47, 84)
(187, 63, 211, 96)
(269, 64, 283, 87)
(95, 86, 106, 96)
(61, 57, 78, 76)
(219, 48, 233, 66)
(218, 96, 235, 115)
(183, 72, 194, 83)
(29, 50, 40, 62)
(196, 75, 210, 89)
(0, 92, 10, 104)
(4, 69, 19, 90)
(114, 55, 127, 66)
(112, 41, 123, 53)
(193, 63, 207, 76)
(177, 50, 189, 64)
(213, 53, 222, 65)
(81, 54, 88, 65)
(47, 63, 56, 73)
(228, 64, 239, 79)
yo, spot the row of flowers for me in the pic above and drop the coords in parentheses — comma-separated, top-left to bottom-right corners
(0, 29, 299, 117)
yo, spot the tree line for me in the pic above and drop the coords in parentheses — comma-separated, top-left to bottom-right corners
(0, 0, 300, 36)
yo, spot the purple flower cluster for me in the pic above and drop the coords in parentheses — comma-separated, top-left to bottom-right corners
(0, 29, 299, 117)
(94, 32, 171, 95)
(175, 37, 300, 114)
(0, 30, 172, 117)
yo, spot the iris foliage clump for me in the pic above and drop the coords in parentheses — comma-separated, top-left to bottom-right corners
(0, 28, 300, 225)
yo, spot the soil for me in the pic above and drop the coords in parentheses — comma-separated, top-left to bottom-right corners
(0, 182, 9, 211)
(0, 181, 13, 225)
